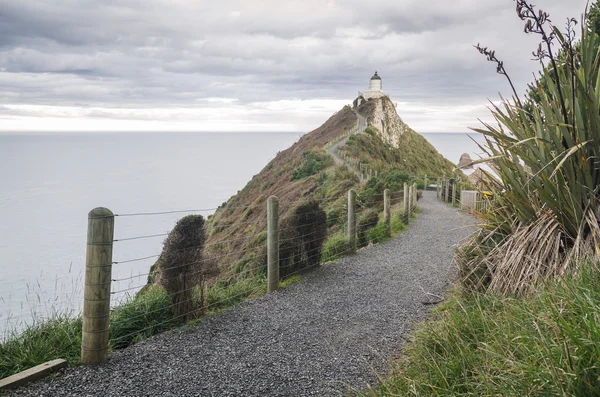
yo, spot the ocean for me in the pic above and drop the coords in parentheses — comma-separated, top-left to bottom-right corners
(0, 131, 483, 334)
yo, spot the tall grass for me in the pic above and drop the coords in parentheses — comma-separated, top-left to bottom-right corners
(360, 263, 600, 397)
(0, 316, 82, 379)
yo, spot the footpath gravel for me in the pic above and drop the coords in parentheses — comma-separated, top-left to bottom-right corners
(12, 191, 476, 397)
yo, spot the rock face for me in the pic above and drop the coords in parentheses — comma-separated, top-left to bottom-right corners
(458, 153, 474, 169)
(359, 96, 411, 148)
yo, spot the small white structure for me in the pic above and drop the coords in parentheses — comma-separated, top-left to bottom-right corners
(354, 71, 385, 107)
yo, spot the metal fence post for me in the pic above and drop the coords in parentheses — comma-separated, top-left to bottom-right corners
(267, 196, 279, 292)
(348, 189, 356, 253)
(82, 207, 114, 365)
(384, 188, 391, 234)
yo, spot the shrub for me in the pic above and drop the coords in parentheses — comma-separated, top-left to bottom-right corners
(461, 2, 600, 295)
(357, 209, 379, 248)
(291, 150, 332, 181)
(321, 233, 349, 263)
(279, 201, 327, 277)
(157, 214, 217, 321)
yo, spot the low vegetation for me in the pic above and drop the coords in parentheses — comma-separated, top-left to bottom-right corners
(362, 264, 600, 396)
(291, 150, 332, 181)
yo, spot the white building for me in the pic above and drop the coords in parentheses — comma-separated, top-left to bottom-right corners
(354, 71, 385, 107)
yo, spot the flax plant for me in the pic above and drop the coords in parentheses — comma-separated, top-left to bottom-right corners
(460, 2, 600, 295)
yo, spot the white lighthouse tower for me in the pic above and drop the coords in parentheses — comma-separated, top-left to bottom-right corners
(354, 71, 385, 107)
(367, 71, 382, 93)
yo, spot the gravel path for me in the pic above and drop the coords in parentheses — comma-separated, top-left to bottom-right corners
(12, 192, 476, 397)
(327, 110, 367, 181)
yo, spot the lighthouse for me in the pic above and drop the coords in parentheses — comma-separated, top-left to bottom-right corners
(368, 71, 382, 93)
(354, 71, 385, 107)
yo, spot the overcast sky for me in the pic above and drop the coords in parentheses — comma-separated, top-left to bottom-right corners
(0, 0, 589, 133)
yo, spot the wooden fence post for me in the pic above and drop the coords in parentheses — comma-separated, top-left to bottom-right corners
(444, 179, 450, 203)
(384, 188, 391, 234)
(82, 207, 114, 365)
(408, 184, 413, 218)
(424, 175, 428, 191)
(267, 196, 279, 292)
(452, 180, 457, 207)
(413, 182, 417, 210)
(403, 182, 409, 224)
(348, 189, 357, 253)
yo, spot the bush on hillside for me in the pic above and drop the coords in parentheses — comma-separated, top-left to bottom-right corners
(279, 201, 327, 277)
(157, 214, 218, 321)
(291, 150, 332, 181)
(359, 169, 409, 208)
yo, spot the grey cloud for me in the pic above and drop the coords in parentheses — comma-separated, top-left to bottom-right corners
(0, 0, 590, 130)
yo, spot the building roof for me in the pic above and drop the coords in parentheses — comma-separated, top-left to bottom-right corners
(370, 71, 381, 80)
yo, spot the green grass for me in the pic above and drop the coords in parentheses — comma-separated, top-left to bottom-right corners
(109, 285, 179, 349)
(365, 221, 391, 244)
(0, 316, 82, 379)
(206, 275, 268, 313)
(322, 232, 350, 263)
(291, 149, 333, 181)
(361, 263, 600, 397)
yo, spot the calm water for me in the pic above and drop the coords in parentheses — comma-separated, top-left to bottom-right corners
(0, 132, 302, 334)
(0, 131, 482, 334)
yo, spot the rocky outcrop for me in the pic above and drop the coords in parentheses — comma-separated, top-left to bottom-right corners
(358, 96, 411, 148)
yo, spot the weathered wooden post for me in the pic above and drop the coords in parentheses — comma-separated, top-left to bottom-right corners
(267, 196, 279, 292)
(424, 175, 428, 191)
(384, 188, 391, 234)
(444, 179, 450, 203)
(82, 207, 114, 365)
(408, 184, 413, 218)
(348, 189, 357, 253)
(403, 182, 409, 224)
(452, 180, 457, 207)
(413, 182, 417, 210)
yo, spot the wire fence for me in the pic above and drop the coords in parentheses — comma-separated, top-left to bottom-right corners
(437, 177, 493, 214)
(1, 180, 430, 366)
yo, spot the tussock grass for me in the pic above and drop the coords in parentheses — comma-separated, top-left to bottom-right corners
(360, 263, 600, 397)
